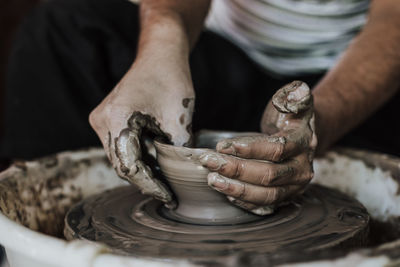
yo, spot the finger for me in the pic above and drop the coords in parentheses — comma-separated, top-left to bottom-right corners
(114, 128, 175, 208)
(207, 173, 302, 206)
(226, 196, 274, 216)
(199, 152, 299, 186)
(102, 131, 114, 163)
(272, 81, 312, 114)
(216, 135, 299, 162)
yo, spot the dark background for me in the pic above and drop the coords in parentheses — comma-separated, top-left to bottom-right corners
(0, 0, 40, 143)
(0, 0, 40, 171)
(0, 1, 39, 264)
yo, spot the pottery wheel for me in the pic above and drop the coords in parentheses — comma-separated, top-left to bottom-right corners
(64, 184, 369, 259)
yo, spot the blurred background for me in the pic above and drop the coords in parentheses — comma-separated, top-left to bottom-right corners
(0, 1, 40, 265)
(0, 0, 40, 162)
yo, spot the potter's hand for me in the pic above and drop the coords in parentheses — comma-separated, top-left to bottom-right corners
(200, 81, 317, 215)
(89, 58, 194, 208)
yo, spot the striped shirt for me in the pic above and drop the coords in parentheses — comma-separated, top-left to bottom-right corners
(206, 0, 370, 76)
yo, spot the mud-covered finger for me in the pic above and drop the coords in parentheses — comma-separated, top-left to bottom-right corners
(207, 173, 302, 206)
(115, 128, 175, 207)
(216, 135, 301, 162)
(199, 152, 298, 186)
(272, 81, 312, 114)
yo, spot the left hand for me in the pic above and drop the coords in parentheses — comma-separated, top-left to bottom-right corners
(199, 81, 317, 215)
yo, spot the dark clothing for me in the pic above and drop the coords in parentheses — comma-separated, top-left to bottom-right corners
(1, 0, 398, 159)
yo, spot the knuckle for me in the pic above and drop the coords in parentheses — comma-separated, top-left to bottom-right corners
(217, 162, 227, 173)
(231, 137, 256, 156)
(272, 145, 285, 162)
(297, 162, 314, 183)
(238, 183, 247, 199)
(302, 170, 314, 182)
(259, 167, 274, 186)
(265, 136, 286, 162)
(218, 158, 234, 175)
(271, 148, 284, 162)
(227, 182, 247, 199)
(278, 165, 295, 183)
(224, 182, 236, 195)
(233, 161, 245, 179)
(102, 103, 114, 118)
(264, 188, 281, 205)
(89, 106, 110, 131)
(89, 110, 100, 129)
(233, 144, 249, 157)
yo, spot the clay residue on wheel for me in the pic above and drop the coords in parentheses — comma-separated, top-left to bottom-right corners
(0, 149, 125, 238)
(0, 156, 85, 237)
(65, 185, 370, 259)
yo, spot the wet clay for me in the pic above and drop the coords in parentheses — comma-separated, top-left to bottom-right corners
(64, 131, 369, 260)
(64, 184, 369, 259)
(65, 132, 369, 259)
(114, 111, 175, 207)
(153, 133, 260, 224)
(272, 81, 312, 114)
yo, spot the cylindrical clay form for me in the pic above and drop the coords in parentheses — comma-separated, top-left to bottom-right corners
(154, 131, 260, 225)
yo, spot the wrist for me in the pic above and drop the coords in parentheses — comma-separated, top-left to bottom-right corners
(137, 12, 189, 63)
(134, 14, 192, 91)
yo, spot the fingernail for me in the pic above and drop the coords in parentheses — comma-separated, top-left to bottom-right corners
(217, 140, 232, 150)
(217, 141, 237, 155)
(287, 83, 310, 101)
(251, 206, 274, 216)
(199, 153, 227, 170)
(164, 200, 177, 210)
(287, 82, 309, 101)
(208, 173, 227, 190)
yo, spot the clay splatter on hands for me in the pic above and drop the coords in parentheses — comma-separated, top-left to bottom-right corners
(200, 81, 317, 215)
(182, 97, 194, 108)
(114, 111, 176, 208)
(272, 81, 312, 114)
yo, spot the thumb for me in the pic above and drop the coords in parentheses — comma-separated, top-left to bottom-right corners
(272, 81, 312, 114)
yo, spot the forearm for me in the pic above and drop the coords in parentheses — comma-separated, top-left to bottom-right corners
(137, 0, 210, 63)
(313, 0, 400, 153)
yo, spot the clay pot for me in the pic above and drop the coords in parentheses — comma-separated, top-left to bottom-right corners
(154, 131, 259, 225)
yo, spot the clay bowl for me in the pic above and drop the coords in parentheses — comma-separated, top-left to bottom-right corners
(154, 131, 260, 225)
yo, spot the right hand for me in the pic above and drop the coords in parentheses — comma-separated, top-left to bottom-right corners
(89, 57, 195, 208)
